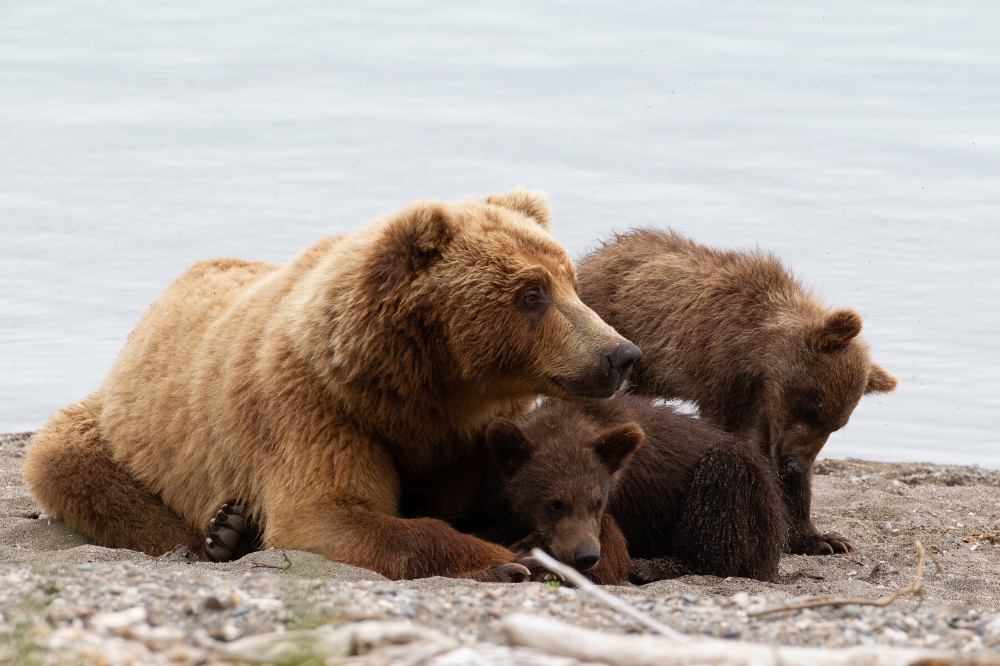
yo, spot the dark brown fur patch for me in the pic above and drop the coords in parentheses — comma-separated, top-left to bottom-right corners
(472, 395, 787, 583)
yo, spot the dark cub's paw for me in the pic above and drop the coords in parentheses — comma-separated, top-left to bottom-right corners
(791, 532, 856, 556)
(205, 503, 262, 562)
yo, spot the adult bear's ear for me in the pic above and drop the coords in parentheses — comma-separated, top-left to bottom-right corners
(368, 200, 455, 293)
(591, 423, 644, 474)
(484, 188, 551, 230)
(865, 363, 898, 394)
(486, 420, 535, 478)
(392, 200, 455, 272)
(808, 308, 863, 352)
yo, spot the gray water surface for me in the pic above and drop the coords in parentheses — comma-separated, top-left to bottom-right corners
(1, 2, 998, 464)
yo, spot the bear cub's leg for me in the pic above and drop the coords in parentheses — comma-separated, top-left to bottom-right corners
(670, 442, 789, 581)
(204, 502, 262, 562)
(782, 470, 855, 555)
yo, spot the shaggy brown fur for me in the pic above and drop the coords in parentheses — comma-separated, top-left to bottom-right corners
(452, 415, 643, 584)
(532, 396, 788, 581)
(577, 229, 898, 555)
(24, 189, 641, 581)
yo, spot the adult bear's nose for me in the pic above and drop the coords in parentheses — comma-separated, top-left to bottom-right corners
(573, 546, 600, 571)
(606, 343, 642, 388)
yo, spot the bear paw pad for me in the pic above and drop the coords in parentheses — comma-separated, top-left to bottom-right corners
(205, 503, 261, 562)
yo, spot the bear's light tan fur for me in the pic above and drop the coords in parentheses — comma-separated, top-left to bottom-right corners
(25, 190, 639, 581)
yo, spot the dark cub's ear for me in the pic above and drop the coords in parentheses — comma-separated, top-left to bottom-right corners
(486, 420, 536, 478)
(484, 188, 551, 230)
(808, 308, 863, 352)
(590, 423, 644, 474)
(865, 363, 898, 394)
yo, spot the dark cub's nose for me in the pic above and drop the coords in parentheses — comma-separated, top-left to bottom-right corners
(573, 547, 600, 571)
(606, 343, 642, 388)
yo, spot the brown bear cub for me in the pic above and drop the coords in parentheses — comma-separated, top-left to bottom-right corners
(462, 415, 645, 585)
(577, 229, 898, 555)
(472, 395, 788, 583)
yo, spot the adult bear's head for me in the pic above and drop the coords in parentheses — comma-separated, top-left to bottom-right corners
(358, 189, 641, 404)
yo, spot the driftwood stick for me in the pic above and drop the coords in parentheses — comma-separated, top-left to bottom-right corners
(503, 613, 975, 666)
(529, 548, 690, 641)
(748, 540, 926, 618)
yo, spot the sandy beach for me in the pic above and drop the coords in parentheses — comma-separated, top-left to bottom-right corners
(3, 431, 1000, 664)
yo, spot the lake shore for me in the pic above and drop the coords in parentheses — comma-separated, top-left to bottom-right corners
(3, 431, 1000, 665)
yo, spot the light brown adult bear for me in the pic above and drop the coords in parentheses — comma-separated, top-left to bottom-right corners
(577, 229, 897, 555)
(24, 190, 642, 581)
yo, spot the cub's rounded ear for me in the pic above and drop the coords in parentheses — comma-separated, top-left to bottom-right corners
(486, 420, 535, 478)
(865, 363, 898, 394)
(808, 308, 863, 352)
(484, 188, 551, 230)
(591, 423, 644, 474)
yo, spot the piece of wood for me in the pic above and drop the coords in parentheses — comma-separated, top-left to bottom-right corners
(503, 613, 990, 666)
(529, 547, 689, 641)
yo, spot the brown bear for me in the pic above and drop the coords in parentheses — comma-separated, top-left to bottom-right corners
(23, 189, 642, 581)
(463, 414, 644, 585)
(520, 395, 788, 582)
(576, 229, 898, 555)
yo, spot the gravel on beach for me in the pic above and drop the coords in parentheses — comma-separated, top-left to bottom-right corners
(3, 431, 1000, 665)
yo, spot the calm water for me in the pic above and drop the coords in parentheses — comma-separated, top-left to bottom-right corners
(1, 2, 998, 465)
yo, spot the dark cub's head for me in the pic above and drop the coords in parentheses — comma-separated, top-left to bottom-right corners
(485, 408, 643, 571)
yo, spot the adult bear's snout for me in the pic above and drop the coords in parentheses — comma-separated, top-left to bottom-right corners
(606, 343, 642, 390)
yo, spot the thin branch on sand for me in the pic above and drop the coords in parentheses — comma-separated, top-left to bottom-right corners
(748, 539, 926, 618)
(529, 548, 690, 641)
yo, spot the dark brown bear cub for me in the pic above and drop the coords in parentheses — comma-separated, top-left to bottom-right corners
(577, 229, 897, 555)
(465, 417, 644, 584)
(479, 395, 788, 583)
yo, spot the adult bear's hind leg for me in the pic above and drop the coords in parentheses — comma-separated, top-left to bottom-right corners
(23, 398, 205, 556)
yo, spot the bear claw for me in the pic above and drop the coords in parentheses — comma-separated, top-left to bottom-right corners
(513, 555, 566, 584)
(475, 562, 532, 583)
(793, 532, 857, 556)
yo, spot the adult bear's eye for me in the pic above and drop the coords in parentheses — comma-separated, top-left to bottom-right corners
(548, 500, 565, 514)
(520, 284, 549, 311)
(518, 284, 549, 323)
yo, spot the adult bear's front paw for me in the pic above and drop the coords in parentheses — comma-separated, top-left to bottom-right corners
(791, 532, 857, 555)
(205, 502, 260, 562)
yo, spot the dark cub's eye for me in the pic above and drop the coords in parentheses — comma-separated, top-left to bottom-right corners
(519, 284, 550, 312)
(547, 500, 565, 514)
(801, 404, 820, 423)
